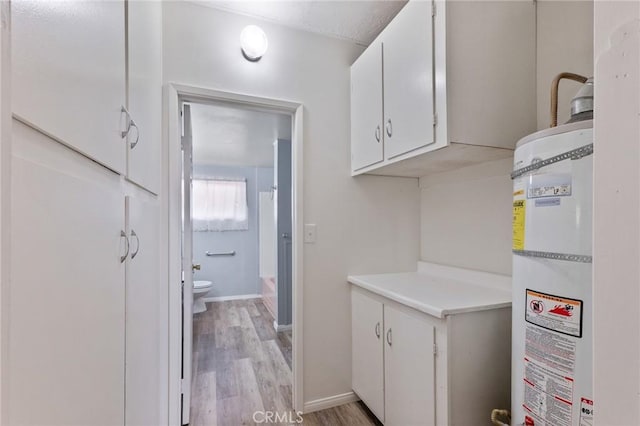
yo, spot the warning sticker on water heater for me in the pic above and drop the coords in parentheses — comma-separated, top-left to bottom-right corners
(513, 199, 526, 250)
(526, 289, 583, 337)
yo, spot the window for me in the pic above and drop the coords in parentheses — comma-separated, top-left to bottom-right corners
(192, 178, 249, 232)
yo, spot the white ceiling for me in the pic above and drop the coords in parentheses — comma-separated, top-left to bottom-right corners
(190, 101, 292, 168)
(192, 0, 407, 45)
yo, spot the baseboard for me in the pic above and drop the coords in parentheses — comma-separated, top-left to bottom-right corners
(202, 294, 261, 303)
(303, 391, 360, 414)
(273, 321, 292, 332)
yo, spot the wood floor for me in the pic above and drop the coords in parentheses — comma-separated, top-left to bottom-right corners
(190, 298, 380, 426)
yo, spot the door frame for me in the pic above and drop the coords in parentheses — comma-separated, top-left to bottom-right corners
(165, 83, 304, 424)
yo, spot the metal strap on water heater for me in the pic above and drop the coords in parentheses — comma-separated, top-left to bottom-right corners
(510, 143, 594, 180)
(512, 249, 592, 264)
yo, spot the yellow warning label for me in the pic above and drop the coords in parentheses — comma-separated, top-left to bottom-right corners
(513, 199, 525, 250)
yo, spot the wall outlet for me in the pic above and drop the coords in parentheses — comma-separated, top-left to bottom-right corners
(304, 224, 317, 243)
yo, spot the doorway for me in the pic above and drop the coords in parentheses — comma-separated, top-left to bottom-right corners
(166, 85, 304, 426)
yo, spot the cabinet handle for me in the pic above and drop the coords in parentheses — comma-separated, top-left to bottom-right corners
(120, 106, 131, 138)
(129, 119, 140, 149)
(130, 229, 140, 260)
(375, 322, 381, 339)
(120, 230, 130, 263)
(375, 125, 381, 143)
(385, 119, 392, 138)
(386, 328, 392, 346)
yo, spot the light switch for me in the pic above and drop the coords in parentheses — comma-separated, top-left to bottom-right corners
(304, 224, 317, 243)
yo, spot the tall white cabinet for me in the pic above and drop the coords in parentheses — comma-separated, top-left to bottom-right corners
(9, 1, 164, 424)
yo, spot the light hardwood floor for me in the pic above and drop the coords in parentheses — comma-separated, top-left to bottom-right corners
(190, 298, 380, 426)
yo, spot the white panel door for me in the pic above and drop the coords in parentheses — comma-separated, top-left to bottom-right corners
(10, 156, 125, 425)
(351, 42, 384, 171)
(351, 289, 385, 422)
(383, 1, 435, 159)
(127, 0, 162, 194)
(384, 305, 435, 426)
(12, 0, 127, 174)
(125, 196, 161, 425)
(181, 104, 194, 425)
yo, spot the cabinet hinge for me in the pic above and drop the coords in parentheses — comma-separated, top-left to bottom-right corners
(433, 113, 438, 127)
(431, 2, 436, 17)
(180, 379, 185, 393)
(433, 343, 438, 356)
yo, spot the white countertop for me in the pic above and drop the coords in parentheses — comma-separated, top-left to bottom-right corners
(348, 262, 512, 319)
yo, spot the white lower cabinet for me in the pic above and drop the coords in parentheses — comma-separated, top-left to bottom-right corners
(351, 285, 511, 426)
(351, 290, 385, 420)
(352, 289, 436, 425)
(125, 196, 161, 425)
(9, 121, 163, 425)
(384, 304, 436, 426)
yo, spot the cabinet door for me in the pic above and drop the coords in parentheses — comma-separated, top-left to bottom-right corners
(351, 289, 385, 422)
(383, 1, 435, 159)
(10, 150, 125, 425)
(384, 305, 436, 426)
(127, 0, 162, 194)
(125, 195, 161, 425)
(12, 0, 127, 174)
(351, 42, 384, 171)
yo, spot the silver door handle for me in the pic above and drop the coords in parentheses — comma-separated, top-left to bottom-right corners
(375, 322, 381, 339)
(120, 230, 129, 263)
(386, 328, 392, 346)
(385, 119, 392, 137)
(130, 229, 140, 259)
(120, 106, 131, 138)
(129, 119, 140, 149)
(375, 125, 381, 142)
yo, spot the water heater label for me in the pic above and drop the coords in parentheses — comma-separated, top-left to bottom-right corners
(523, 324, 577, 426)
(513, 199, 526, 250)
(579, 398, 594, 426)
(525, 289, 583, 337)
(527, 174, 572, 199)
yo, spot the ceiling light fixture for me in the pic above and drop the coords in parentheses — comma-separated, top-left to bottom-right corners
(240, 25, 268, 62)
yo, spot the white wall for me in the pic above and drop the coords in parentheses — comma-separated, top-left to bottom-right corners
(536, 1, 594, 130)
(420, 158, 513, 275)
(163, 1, 420, 404)
(592, 2, 640, 424)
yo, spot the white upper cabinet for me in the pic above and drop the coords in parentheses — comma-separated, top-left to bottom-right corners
(12, 1, 127, 174)
(382, 1, 435, 160)
(351, 43, 384, 171)
(127, 0, 162, 194)
(350, 0, 536, 177)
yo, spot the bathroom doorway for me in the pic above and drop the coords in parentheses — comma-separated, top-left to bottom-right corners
(167, 85, 304, 425)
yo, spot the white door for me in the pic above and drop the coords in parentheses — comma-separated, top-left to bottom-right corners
(351, 289, 385, 422)
(383, 1, 435, 159)
(10, 152, 125, 425)
(350, 42, 384, 171)
(384, 305, 436, 426)
(125, 196, 161, 425)
(181, 103, 194, 425)
(12, 0, 127, 174)
(126, 0, 162, 194)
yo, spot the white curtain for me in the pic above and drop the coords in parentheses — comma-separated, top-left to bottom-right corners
(192, 179, 249, 232)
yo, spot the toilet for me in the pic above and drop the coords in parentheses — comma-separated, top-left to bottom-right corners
(193, 280, 213, 314)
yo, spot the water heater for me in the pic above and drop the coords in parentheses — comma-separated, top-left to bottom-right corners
(511, 117, 594, 426)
